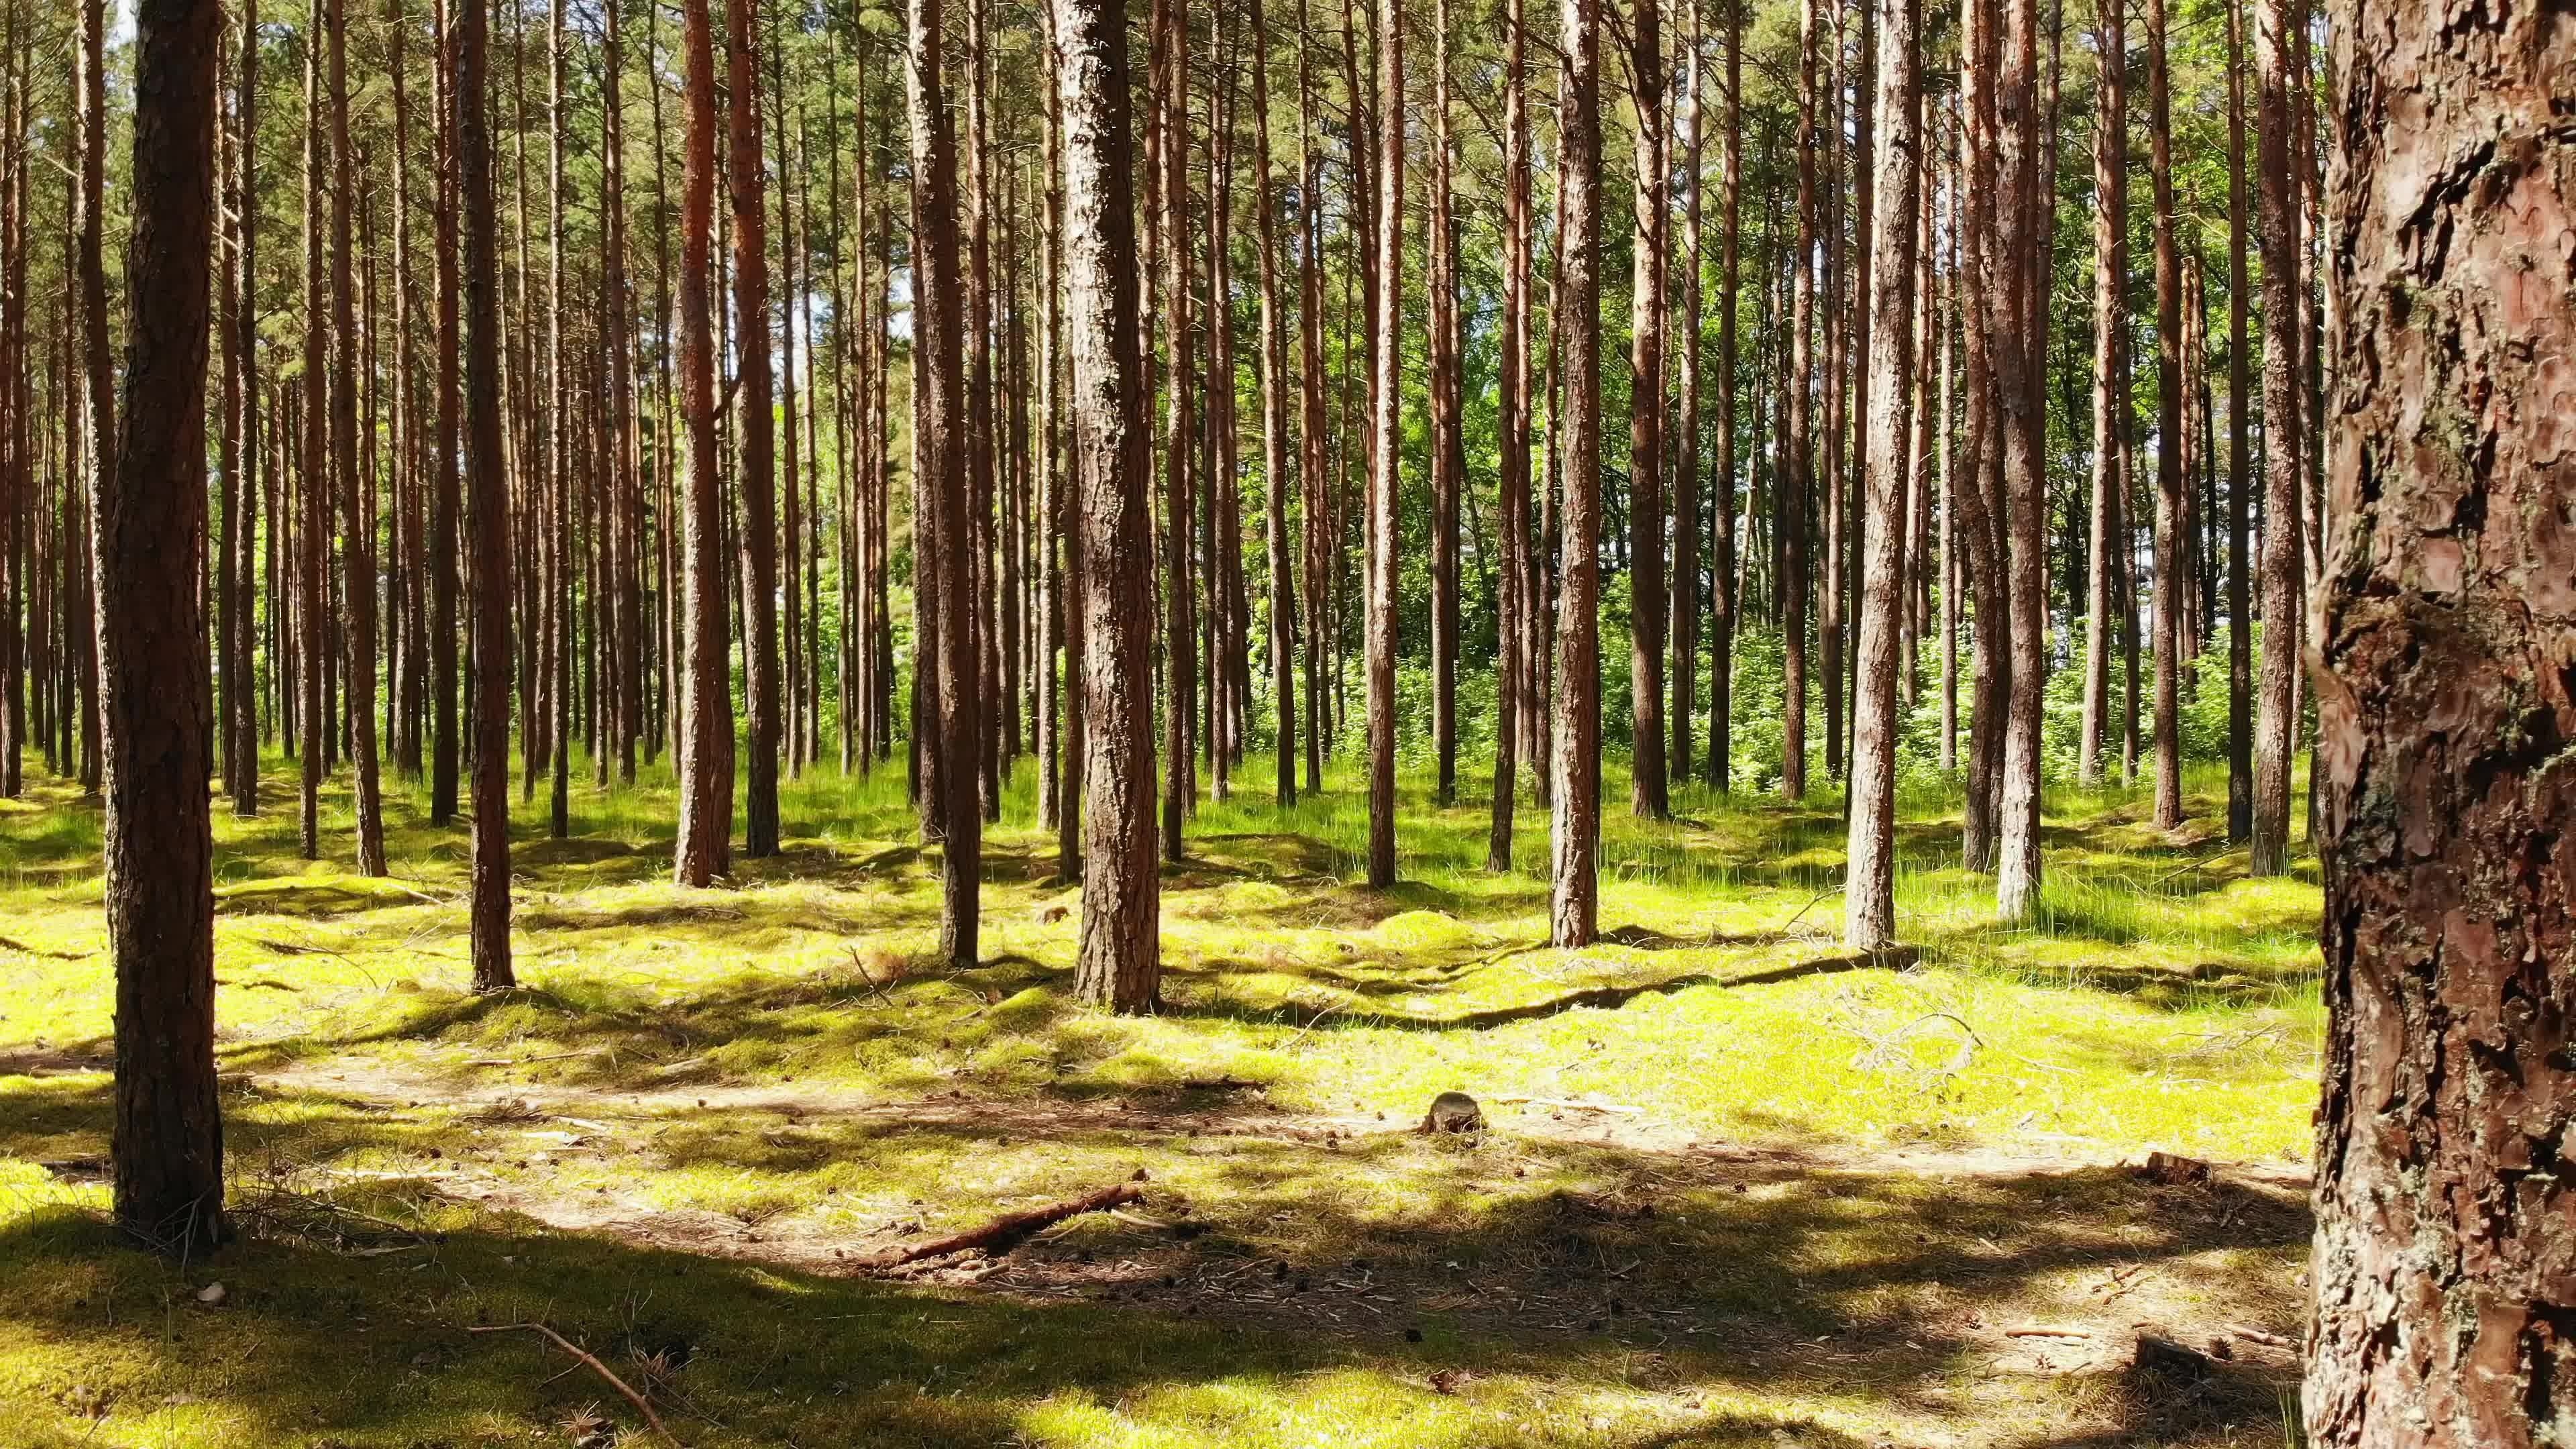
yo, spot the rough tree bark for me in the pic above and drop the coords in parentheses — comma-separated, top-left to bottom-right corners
(732, 0, 781, 859)
(1489, 0, 1532, 870)
(1363, 0, 1403, 888)
(1625, 0, 1668, 820)
(1250, 0, 1296, 810)
(460, 0, 515, 990)
(1550, 0, 1603, 947)
(2078, 0, 2123, 788)
(103, 0, 225, 1254)
(2304, 0, 2575, 1434)
(909, 0, 983, 963)
(1845, 0, 1919, 951)
(1782, 0, 1819, 804)
(2247, 0, 2302, 876)
(673, 0, 734, 888)
(2224, 0, 2251, 843)
(2145, 0, 2184, 829)
(1052, 0, 1159, 1012)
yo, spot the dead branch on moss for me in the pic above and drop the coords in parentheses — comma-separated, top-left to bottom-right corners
(467, 1322, 680, 1445)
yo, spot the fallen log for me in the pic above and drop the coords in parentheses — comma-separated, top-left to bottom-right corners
(852, 1176, 1147, 1271)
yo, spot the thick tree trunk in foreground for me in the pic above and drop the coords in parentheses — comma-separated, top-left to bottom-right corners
(1845, 0, 1919, 950)
(1550, 0, 1603, 947)
(460, 0, 515, 991)
(673, 0, 733, 888)
(2305, 0, 2575, 1435)
(104, 0, 225, 1254)
(910, 0, 982, 965)
(1054, 0, 1159, 1012)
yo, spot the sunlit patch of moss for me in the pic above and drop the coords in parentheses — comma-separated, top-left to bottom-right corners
(0, 747, 2324, 1446)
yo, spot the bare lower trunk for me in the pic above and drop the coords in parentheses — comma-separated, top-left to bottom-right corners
(1550, 0, 1603, 947)
(103, 0, 225, 1252)
(2304, 1, 2576, 1432)
(1053, 0, 1157, 1012)
(1845, 0, 1918, 950)
(460, 0, 515, 990)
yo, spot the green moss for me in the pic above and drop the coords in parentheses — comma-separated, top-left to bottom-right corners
(0, 748, 2320, 1446)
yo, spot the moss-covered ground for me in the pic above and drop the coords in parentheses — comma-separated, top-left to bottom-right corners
(0, 748, 2320, 1447)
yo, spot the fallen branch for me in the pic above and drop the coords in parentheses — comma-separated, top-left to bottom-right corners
(1495, 1095, 1644, 1116)
(2004, 1325, 2093, 1340)
(1277, 994, 1352, 1052)
(468, 1322, 678, 1445)
(2224, 1324, 2294, 1349)
(466, 1049, 600, 1067)
(852, 1177, 1146, 1271)
(0, 934, 93, 960)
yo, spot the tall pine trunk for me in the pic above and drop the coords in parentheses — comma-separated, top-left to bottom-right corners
(1550, 0, 1603, 947)
(1844, 0, 1919, 950)
(1053, 0, 1159, 1011)
(2305, 0, 2576, 1431)
(674, 0, 734, 887)
(103, 0, 225, 1253)
(459, 0, 515, 989)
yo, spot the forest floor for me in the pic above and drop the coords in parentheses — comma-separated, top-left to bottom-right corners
(0, 749, 2323, 1448)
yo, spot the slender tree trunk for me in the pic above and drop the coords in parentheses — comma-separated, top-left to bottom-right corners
(1296, 0, 1328, 798)
(1709, 0, 1740, 793)
(459, 0, 513, 990)
(298, 22, 327, 857)
(430, 0, 462, 826)
(1051, 0, 1158, 1010)
(1958, 0, 2008, 872)
(1993, 0, 2047, 918)
(1626, 0, 1668, 818)
(674, 0, 734, 886)
(1670, 0, 1703, 792)
(2145, 0, 2184, 828)
(1783, 0, 1819, 804)
(103, 0, 225, 1254)
(2224, 0, 2251, 843)
(2247, 0, 2302, 875)
(731, 0, 781, 859)
(1362, 0, 1403, 887)
(227, 0, 260, 817)
(1551, 0, 1603, 947)
(909, 0, 983, 962)
(1248, 0, 1296, 810)
(326, 0, 386, 873)
(2306, 0, 2575, 1430)
(1488, 0, 1532, 868)
(1157, 0, 1196, 862)
(2078, 0, 2123, 788)
(1845, 0, 1919, 949)
(1428, 0, 1460, 808)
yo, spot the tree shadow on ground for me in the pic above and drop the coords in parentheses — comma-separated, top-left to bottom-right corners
(0, 1061, 2306, 1448)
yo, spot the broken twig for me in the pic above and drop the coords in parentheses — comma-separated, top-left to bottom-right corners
(467, 1322, 680, 1444)
(852, 1177, 1146, 1271)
